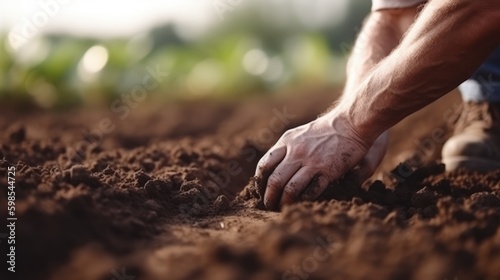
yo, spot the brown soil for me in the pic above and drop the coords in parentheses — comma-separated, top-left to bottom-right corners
(1, 90, 499, 280)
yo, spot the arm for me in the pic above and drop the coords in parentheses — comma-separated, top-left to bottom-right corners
(256, 0, 500, 211)
(256, 8, 417, 208)
(343, 7, 419, 181)
(344, 7, 418, 96)
(255, 6, 419, 210)
(337, 0, 500, 142)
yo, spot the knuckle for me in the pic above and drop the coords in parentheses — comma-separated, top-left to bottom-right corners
(257, 155, 272, 169)
(282, 130, 293, 138)
(267, 175, 282, 189)
(284, 180, 298, 192)
(288, 144, 305, 158)
(256, 159, 267, 171)
(281, 130, 295, 141)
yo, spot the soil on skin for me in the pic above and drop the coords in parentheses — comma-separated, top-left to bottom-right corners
(1, 90, 499, 280)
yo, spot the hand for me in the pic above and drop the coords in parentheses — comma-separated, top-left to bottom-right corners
(354, 130, 388, 183)
(255, 112, 376, 210)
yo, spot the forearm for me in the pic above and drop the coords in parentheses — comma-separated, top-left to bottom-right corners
(335, 0, 500, 143)
(344, 8, 417, 95)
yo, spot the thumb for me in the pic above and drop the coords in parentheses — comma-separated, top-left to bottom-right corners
(353, 131, 389, 184)
(354, 158, 378, 184)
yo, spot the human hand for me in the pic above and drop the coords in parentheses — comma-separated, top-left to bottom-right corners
(255, 112, 378, 210)
(354, 130, 388, 183)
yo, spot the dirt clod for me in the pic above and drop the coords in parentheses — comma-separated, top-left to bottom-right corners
(213, 195, 230, 212)
(135, 170, 152, 187)
(8, 123, 26, 142)
(2, 93, 500, 280)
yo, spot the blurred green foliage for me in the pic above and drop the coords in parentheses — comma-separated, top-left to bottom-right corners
(0, 0, 370, 109)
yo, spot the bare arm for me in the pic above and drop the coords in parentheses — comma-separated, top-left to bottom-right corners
(336, 0, 500, 142)
(344, 7, 418, 96)
(342, 7, 419, 180)
(256, 0, 500, 210)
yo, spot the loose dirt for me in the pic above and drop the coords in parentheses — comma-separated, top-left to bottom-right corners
(1, 90, 499, 280)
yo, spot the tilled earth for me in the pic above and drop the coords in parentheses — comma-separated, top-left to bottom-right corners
(1, 91, 499, 280)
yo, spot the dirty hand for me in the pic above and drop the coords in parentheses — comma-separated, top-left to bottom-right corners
(355, 130, 388, 183)
(255, 112, 384, 210)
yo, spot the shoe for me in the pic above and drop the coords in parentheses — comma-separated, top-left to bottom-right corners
(442, 102, 500, 172)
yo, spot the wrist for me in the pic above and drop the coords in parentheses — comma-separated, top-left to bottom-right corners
(319, 109, 375, 151)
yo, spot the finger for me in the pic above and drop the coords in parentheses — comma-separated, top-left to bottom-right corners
(355, 146, 385, 183)
(279, 167, 316, 208)
(255, 146, 286, 177)
(355, 159, 377, 184)
(263, 160, 301, 210)
(355, 133, 388, 183)
(301, 174, 330, 201)
(255, 146, 286, 191)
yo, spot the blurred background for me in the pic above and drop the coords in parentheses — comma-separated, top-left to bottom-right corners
(0, 0, 371, 109)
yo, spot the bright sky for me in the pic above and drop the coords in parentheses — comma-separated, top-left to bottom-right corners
(0, 0, 349, 40)
(0, 0, 216, 38)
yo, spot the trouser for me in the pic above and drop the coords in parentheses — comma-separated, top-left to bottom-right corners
(459, 47, 500, 102)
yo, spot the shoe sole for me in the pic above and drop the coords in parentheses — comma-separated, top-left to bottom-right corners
(443, 156, 500, 172)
